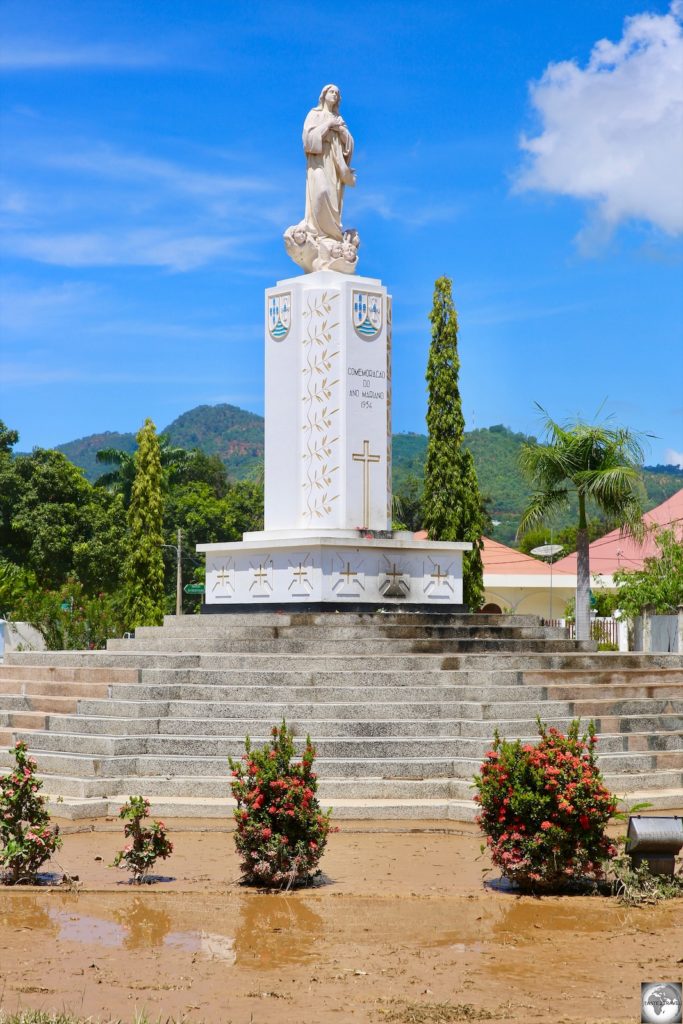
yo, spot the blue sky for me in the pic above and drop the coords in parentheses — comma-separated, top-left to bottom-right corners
(1, 0, 682, 466)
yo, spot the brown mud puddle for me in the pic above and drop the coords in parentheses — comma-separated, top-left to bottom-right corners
(0, 821, 680, 1023)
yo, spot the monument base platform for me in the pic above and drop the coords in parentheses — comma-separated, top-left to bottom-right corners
(197, 534, 470, 609)
(200, 601, 467, 615)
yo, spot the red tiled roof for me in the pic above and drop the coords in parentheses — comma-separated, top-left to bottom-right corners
(552, 487, 683, 575)
(480, 535, 574, 576)
(413, 531, 574, 576)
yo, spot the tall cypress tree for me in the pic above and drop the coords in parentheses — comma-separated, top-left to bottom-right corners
(124, 419, 165, 628)
(422, 277, 485, 609)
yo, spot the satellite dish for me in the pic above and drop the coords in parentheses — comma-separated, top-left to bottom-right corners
(530, 544, 564, 558)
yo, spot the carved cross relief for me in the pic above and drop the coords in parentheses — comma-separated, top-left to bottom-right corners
(352, 439, 381, 528)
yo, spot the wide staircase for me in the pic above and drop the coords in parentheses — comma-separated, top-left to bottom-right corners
(1, 612, 682, 820)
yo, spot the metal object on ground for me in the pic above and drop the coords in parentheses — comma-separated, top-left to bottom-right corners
(626, 815, 683, 876)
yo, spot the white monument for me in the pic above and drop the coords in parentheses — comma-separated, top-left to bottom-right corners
(199, 86, 470, 610)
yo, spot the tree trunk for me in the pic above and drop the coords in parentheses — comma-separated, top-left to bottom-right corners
(575, 522, 591, 642)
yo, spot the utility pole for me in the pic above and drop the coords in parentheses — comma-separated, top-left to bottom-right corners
(176, 527, 183, 617)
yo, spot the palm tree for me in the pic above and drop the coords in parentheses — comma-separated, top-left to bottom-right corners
(95, 448, 136, 506)
(518, 409, 645, 641)
(96, 437, 191, 507)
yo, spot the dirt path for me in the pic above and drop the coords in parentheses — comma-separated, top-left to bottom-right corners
(0, 819, 680, 1023)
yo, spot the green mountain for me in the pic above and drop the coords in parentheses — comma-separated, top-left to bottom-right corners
(55, 431, 138, 482)
(164, 404, 264, 479)
(53, 405, 682, 546)
(56, 404, 264, 483)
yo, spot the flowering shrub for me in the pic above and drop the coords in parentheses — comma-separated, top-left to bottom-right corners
(229, 722, 335, 888)
(474, 718, 618, 892)
(0, 740, 61, 884)
(111, 796, 173, 883)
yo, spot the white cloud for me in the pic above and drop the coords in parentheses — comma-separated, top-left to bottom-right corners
(0, 362, 241, 386)
(0, 279, 100, 330)
(515, 2, 683, 241)
(0, 136, 287, 270)
(0, 42, 163, 71)
(351, 189, 462, 228)
(47, 146, 274, 200)
(3, 230, 239, 271)
(664, 447, 683, 467)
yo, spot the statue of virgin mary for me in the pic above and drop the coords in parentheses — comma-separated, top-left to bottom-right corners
(284, 85, 360, 273)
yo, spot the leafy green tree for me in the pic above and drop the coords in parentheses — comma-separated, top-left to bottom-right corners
(124, 419, 165, 628)
(613, 528, 683, 617)
(422, 277, 486, 608)
(0, 445, 125, 593)
(392, 474, 424, 532)
(0, 559, 37, 619)
(170, 450, 229, 497)
(0, 420, 19, 455)
(221, 480, 264, 536)
(518, 409, 645, 640)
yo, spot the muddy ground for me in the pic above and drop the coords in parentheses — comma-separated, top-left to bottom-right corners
(0, 819, 681, 1024)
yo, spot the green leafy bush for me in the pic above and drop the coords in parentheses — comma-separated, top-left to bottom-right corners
(229, 722, 335, 888)
(474, 719, 617, 892)
(613, 527, 683, 616)
(111, 796, 173, 883)
(8, 575, 127, 651)
(0, 741, 61, 884)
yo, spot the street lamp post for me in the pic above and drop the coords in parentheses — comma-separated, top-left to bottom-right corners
(530, 539, 564, 620)
(162, 528, 183, 617)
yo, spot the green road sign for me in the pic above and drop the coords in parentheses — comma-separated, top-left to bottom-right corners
(183, 583, 205, 594)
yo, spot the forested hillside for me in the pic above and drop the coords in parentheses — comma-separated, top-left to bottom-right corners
(52, 405, 682, 545)
(56, 404, 264, 482)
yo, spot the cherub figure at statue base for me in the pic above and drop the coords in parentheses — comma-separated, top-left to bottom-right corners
(284, 222, 360, 274)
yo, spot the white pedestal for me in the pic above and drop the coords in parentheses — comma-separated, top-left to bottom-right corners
(199, 269, 472, 611)
(199, 535, 469, 608)
(264, 270, 391, 532)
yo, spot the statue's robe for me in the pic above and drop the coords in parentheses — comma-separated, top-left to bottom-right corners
(303, 107, 354, 242)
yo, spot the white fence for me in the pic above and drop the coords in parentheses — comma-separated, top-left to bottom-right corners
(542, 616, 624, 648)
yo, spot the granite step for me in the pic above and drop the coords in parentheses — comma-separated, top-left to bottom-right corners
(36, 716, 683, 752)
(42, 709, 683, 738)
(2, 677, 681, 706)
(38, 773, 477, 801)
(87, 682, 549, 707)
(3, 749, 680, 789)
(74, 692, 548, 718)
(44, 790, 683, 822)
(161, 612, 543, 628)
(8, 729, 683, 769)
(106, 636, 595, 654)
(0, 680, 112, 698)
(0, 665, 140, 683)
(526, 669, 683, 687)
(134, 624, 569, 641)
(7, 650, 683, 672)
(0, 711, 49, 731)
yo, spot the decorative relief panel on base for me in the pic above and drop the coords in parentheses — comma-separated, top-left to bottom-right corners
(202, 541, 467, 605)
